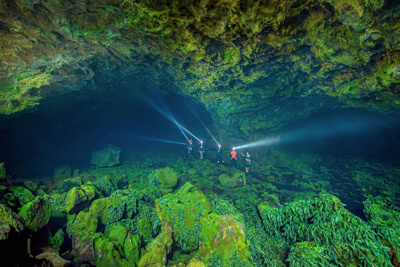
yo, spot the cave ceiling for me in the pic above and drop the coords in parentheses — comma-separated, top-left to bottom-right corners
(1, 0, 400, 137)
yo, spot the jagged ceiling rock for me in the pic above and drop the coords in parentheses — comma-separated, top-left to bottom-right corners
(1, 0, 399, 136)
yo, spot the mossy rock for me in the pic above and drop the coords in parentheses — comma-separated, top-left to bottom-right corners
(9, 186, 35, 206)
(0, 204, 24, 240)
(58, 176, 82, 194)
(148, 167, 178, 191)
(155, 183, 212, 252)
(92, 233, 130, 267)
(18, 196, 51, 232)
(218, 170, 246, 189)
(23, 180, 39, 192)
(199, 213, 250, 266)
(138, 217, 153, 243)
(90, 145, 121, 167)
(94, 174, 118, 197)
(48, 228, 65, 252)
(107, 224, 141, 264)
(65, 182, 98, 214)
(138, 231, 173, 267)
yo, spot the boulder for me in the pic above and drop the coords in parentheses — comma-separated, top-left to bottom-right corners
(218, 170, 246, 189)
(148, 167, 178, 194)
(58, 176, 82, 194)
(93, 174, 117, 197)
(8, 186, 35, 206)
(107, 224, 141, 264)
(155, 183, 212, 252)
(54, 165, 71, 181)
(199, 213, 250, 266)
(65, 182, 98, 214)
(48, 228, 65, 252)
(18, 196, 51, 232)
(138, 231, 173, 267)
(0, 204, 24, 240)
(23, 180, 39, 192)
(90, 145, 121, 167)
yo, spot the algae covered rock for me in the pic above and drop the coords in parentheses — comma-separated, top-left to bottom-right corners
(0, 204, 24, 240)
(90, 145, 121, 167)
(58, 176, 82, 194)
(65, 182, 98, 214)
(218, 170, 246, 188)
(18, 196, 51, 232)
(148, 167, 178, 194)
(94, 174, 118, 196)
(107, 224, 141, 264)
(48, 228, 65, 252)
(8, 186, 35, 206)
(138, 231, 173, 267)
(155, 183, 212, 252)
(199, 213, 250, 266)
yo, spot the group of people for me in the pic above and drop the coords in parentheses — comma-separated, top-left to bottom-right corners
(187, 140, 251, 173)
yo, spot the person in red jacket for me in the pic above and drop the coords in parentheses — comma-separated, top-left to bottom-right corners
(230, 147, 238, 168)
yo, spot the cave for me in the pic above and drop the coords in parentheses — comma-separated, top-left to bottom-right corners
(1, 0, 400, 266)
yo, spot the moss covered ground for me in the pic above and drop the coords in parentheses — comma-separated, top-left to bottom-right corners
(1, 146, 400, 266)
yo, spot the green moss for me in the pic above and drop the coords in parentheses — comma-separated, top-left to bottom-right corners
(0, 204, 24, 233)
(48, 228, 65, 252)
(155, 182, 212, 252)
(9, 186, 35, 207)
(199, 213, 250, 266)
(138, 231, 173, 267)
(18, 196, 51, 232)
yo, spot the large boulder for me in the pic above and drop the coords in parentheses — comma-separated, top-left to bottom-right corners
(90, 145, 121, 167)
(18, 196, 51, 232)
(155, 183, 212, 252)
(218, 170, 246, 189)
(138, 231, 173, 267)
(148, 167, 178, 194)
(199, 213, 250, 266)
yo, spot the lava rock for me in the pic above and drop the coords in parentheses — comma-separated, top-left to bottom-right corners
(18, 196, 51, 232)
(155, 182, 212, 252)
(0, 204, 24, 240)
(58, 177, 82, 194)
(138, 231, 173, 267)
(90, 145, 121, 167)
(148, 167, 178, 194)
(218, 170, 246, 188)
(199, 213, 250, 265)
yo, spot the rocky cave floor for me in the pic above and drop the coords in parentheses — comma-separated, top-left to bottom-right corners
(1, 147, 400, 267)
